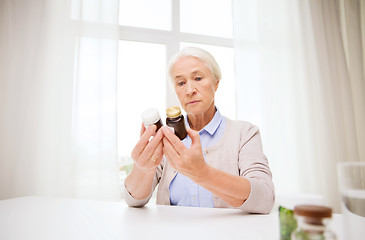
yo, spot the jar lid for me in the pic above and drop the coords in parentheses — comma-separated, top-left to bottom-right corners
(166, 106, 181, 118)
(294, 205, 332, 219)
(141, 108, 161, 125)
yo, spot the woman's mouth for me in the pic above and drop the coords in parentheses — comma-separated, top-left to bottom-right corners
(188, 100, 200, 105)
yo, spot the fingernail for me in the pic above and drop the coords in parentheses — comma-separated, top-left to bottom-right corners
(148, 125, 157, 132)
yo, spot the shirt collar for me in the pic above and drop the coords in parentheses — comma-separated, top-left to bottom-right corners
(185, 107, 223, 136)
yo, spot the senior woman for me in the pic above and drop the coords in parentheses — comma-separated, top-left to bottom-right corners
(123, 47, 275, 214)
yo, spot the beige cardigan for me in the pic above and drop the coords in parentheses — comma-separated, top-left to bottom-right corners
(123, 118, 275, 214)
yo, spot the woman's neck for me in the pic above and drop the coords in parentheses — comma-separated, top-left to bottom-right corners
(187, 105, 216, 131)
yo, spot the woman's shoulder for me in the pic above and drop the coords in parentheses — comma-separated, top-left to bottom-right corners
(224, 117, 258, 133)
(223, 117, 262, 149)
(205, 116, 261, 153)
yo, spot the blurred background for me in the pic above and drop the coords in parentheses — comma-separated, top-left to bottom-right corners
(0, 0, 364, 213)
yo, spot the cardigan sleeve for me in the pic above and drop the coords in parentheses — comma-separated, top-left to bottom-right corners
(237, 123, 275, 214)
(122, 162, 163, 207)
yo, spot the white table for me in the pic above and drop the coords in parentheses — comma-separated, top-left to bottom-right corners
(0, 196, 343, 240)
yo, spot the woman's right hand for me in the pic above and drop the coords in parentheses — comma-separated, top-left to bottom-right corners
(131, 123, 164, 173)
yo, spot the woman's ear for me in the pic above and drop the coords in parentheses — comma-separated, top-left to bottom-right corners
(214, 78, 220, 91)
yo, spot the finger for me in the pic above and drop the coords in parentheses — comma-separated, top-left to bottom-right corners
(163, 137, 182, 164)
(161, 126, 186, 154)
(151, 141, 163, 165)
(187, 127, 202, 148)
(140, 122, 146, 137)
(139, 128, 164, 161)
(163, 139, 178, 170)
(155, 140, 163, 157)
(131, 125, 157, 159)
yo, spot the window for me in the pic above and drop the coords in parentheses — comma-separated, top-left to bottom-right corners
(117, 41, 166, 159)
(119, 0, 172, 30)
(180, 0, 233, 38)
(118, 0, 235, 176)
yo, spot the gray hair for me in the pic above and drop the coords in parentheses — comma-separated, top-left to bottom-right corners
(167, 47, 222, 87)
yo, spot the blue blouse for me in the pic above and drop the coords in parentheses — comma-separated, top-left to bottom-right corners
(169, 108, 226, 207)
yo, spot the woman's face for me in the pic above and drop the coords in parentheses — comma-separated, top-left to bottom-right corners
(171, 56, 219, 116)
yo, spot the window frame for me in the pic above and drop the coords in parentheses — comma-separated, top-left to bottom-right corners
(118, 0, 234, 106)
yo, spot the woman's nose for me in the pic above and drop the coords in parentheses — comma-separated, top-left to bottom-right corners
(185, 81, 196, 95)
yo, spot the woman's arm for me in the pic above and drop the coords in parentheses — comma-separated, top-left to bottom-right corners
(124, 124, 163, 201)
(192, 165, 251, 207)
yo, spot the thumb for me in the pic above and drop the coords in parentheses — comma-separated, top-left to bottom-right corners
(187, 127, 201, 147)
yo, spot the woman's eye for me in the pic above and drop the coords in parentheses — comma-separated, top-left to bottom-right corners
(177, 81, 185, 86)
(195, 77, 202, 81)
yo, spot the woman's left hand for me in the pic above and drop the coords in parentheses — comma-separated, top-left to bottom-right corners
(161, 125, 252, 208)
(161, 126, 207, 181)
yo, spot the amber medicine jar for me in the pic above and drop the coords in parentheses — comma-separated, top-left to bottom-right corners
(141, 108, 163, 132)
(291, 205, 336, 240)
(166, 106, 187, 140)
